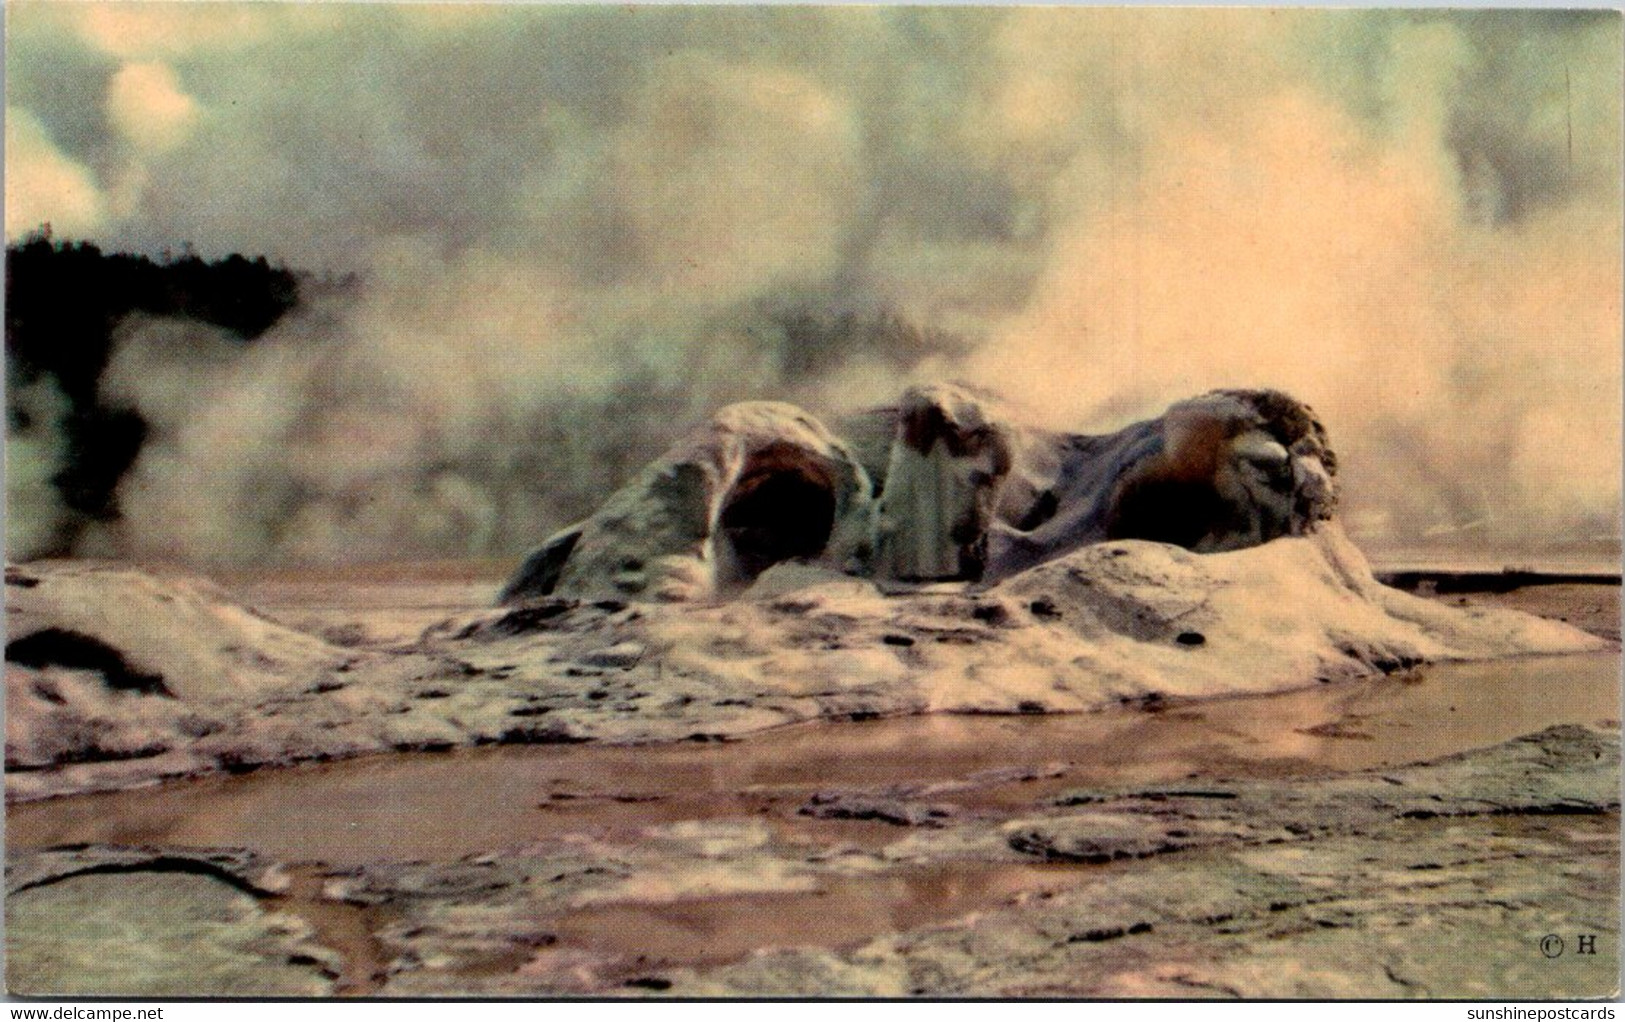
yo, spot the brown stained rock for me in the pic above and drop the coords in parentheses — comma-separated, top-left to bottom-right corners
(500, 386, 1340, 598)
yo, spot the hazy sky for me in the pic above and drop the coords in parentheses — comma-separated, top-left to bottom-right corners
(6, 5, 1621, 565)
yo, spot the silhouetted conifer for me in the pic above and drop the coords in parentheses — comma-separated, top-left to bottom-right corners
(5, 228, 301, 528)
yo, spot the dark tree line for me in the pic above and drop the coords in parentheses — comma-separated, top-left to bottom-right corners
(6, 227, 301, 525)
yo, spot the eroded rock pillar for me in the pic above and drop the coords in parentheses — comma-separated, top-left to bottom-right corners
(875, 385, 1013, 582)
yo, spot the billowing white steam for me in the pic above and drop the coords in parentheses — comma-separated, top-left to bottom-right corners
(6, 6, 1620, 565)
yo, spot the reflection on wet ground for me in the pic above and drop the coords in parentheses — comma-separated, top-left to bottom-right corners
(281, 866, 393, 996)
(11, 652, 1617, 865)
(18, 565, 1612, 994)
(545, 862, 1081, 975)
(267, 859, 1098, 996)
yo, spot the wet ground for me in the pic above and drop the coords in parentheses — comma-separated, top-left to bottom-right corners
(7, 566, 1618, 997)
(9, 652, 1617, 865)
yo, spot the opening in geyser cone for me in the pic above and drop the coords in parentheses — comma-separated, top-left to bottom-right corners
(716, 443, 839, 586)
(498, 386, 1342, 605)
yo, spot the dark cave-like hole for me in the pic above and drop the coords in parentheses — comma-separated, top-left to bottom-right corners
(1105, 477, 1227, 549)
(719, 448, 837, 583)
(6, 628, 173, 696)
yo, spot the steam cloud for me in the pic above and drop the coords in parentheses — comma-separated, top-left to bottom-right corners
(6, 5, 1620, 566)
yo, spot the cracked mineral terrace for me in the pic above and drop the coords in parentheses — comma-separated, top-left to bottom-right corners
(4, 554, 1618, 998)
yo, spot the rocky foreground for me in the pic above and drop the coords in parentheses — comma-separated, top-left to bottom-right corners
(7, 724, 1618, 997)
(4, 530, 1618, 997)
